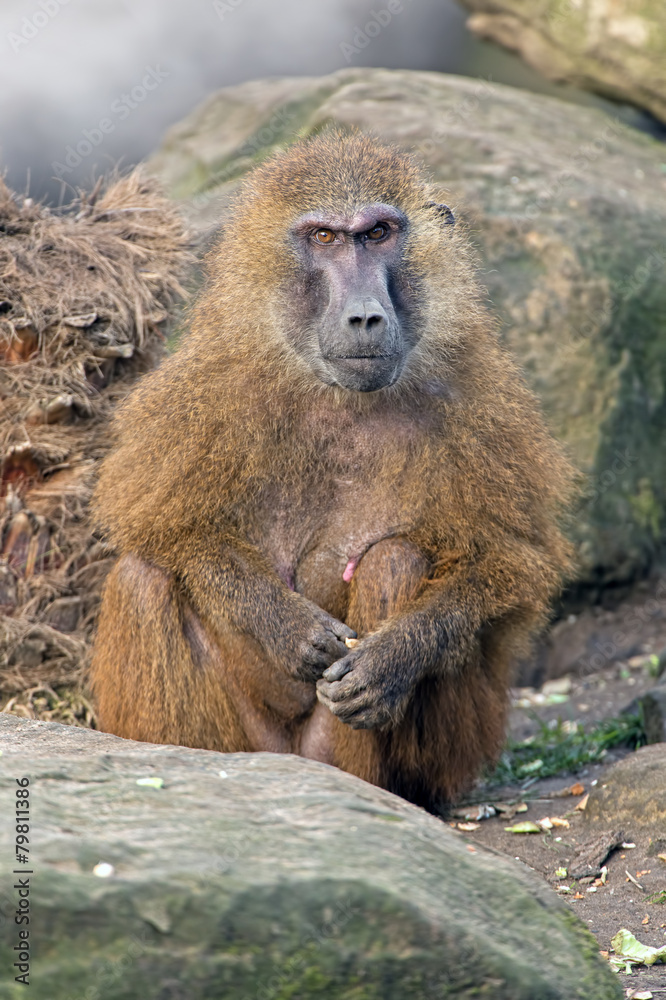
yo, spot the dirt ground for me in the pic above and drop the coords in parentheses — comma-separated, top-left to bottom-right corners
(449, 572, 666, 995)
(458, 769, 666, 994)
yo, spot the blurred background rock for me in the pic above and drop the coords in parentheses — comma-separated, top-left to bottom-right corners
(1, 0, 663, 206)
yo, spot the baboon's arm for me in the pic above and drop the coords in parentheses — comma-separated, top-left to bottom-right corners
(178, 538, 355, 681)
(317, 538, 555, 728)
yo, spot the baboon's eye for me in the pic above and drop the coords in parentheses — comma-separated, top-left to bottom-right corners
(313, 229, 336, 244)
(366, 224, 388, 241)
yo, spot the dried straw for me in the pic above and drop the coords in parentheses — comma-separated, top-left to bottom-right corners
(0, 170, 191, 722)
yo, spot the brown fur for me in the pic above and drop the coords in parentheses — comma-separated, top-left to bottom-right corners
(90, 131, 574, 810)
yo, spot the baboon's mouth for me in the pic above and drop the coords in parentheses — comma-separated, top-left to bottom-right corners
(330, 354, 401, 365)
(325, 354, 403, 392)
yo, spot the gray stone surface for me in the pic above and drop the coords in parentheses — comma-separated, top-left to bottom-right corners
(625, 674, 666, 744)
(0, 715, 620, 999)
(148, 68, 666, 590)
(584, 742, 666, 831)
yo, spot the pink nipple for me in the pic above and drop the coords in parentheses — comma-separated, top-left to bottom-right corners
(343, 557, 358, 583)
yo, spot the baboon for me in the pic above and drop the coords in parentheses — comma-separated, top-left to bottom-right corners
(90, 131, 573, 810)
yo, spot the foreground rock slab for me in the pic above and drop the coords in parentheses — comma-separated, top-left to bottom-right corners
(150, 68, 666, 589)
(0, 716, 620, 999)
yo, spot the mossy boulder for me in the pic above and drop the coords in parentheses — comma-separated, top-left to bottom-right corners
(0, 715, 620, 999)
(458, 0, 666, 125)
(148, 68, 666, 590)
(584, 742, 666, 831)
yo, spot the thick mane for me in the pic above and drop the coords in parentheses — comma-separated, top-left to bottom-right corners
(238, 130, 425, 215)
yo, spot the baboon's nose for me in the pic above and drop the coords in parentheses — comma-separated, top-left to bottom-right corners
(344, 298, 388, 340)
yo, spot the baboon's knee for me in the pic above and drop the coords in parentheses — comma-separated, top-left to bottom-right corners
(110, 553, 174, 615)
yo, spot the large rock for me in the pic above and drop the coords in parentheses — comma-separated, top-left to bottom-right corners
(584, 742, 666, 830)
(624, 670, 666, 744)
(458, 0, 666, 125)
(0, 715, 620, 999)
(149, 69, 666, 590)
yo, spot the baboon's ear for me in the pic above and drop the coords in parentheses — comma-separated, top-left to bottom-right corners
(426, 201, 455, 227)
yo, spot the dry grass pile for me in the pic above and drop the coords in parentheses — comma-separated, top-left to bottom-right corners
(0, 171, 191, 724)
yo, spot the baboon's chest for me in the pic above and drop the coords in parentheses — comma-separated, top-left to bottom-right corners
(252, 411, 424, 616)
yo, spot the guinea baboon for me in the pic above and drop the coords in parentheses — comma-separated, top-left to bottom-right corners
(90, 130, 573, 810)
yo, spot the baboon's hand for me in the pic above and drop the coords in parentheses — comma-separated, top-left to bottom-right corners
(315, 632, 414, 729)
(276, 596, 356, 683)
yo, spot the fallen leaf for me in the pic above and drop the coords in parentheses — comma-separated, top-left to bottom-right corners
(658, 853, 666, 862)
(538, 817, 553, 830)
(573, 892, 584, 899)
(452, 804, 496, 822)
(457, 822, 480, 831)
(504, 821, 541, 834)
(627, 991, 653, 1000)
(553, 781, 585, 798)
(492, 801, 525, 819)
(637, 870, 651, 877)
(611, 928, 666, 967)
(466, 844, 476, 853)
(554, 867, 568, 878)
(575, 793, 589, 811)
(520, 758, 544, 774)
(549, 817, 570, 828)
(642, 916, 650, 925)
(610, 956, 632, 973)
(135, 777, 164, 789)
(542, 676, 572, 696)
(92, 862, 114, 878)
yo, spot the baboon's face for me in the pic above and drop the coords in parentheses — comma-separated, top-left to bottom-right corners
(287, 203, 418, 392)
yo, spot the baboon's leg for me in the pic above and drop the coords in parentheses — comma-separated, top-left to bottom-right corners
(328, 539, 509, 809)
(91, 554, 304, 753)
(302, 538, 429, 783)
